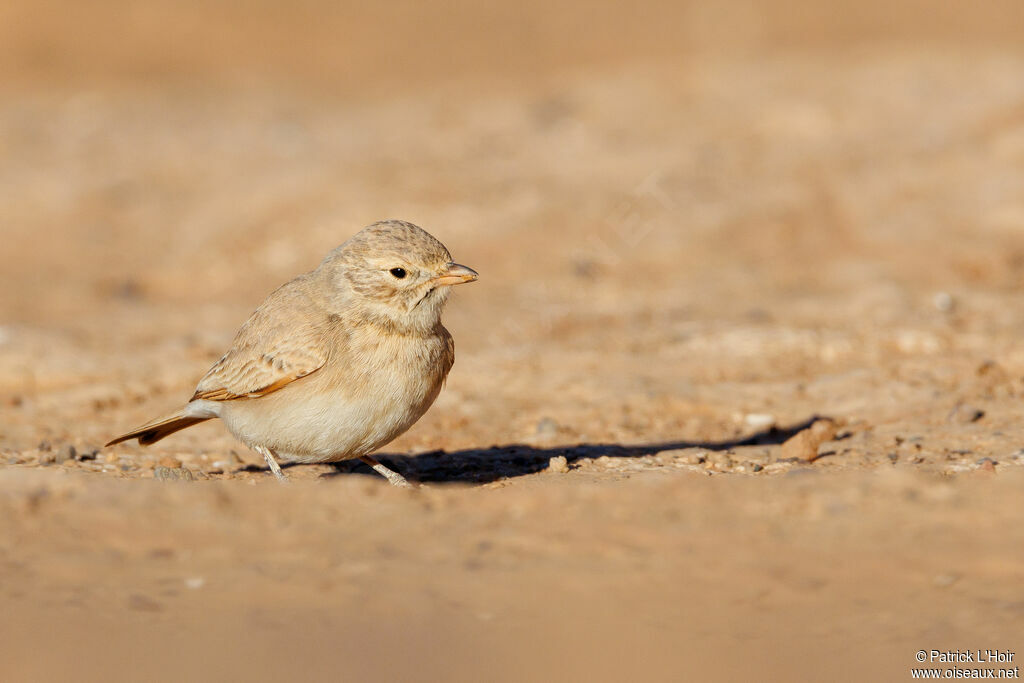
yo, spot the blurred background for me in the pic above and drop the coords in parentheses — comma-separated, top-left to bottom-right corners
(3, 1, 1024, 680)
(5, 0, 1024, 452)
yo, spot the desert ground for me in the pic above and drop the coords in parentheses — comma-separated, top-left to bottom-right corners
(2, 1, 1024, 680)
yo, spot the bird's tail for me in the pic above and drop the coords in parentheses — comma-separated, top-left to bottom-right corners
(105, 408, 211, 447)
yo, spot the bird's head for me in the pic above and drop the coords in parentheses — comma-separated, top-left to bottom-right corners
(322, 220, 478, 332)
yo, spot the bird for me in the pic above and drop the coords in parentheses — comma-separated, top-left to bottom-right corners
(106, 219, 478, 486)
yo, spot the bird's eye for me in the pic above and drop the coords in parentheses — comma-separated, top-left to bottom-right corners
(389, 268, 407, 279)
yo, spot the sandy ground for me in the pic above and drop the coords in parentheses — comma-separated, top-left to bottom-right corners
(2, 1, 1024, 680)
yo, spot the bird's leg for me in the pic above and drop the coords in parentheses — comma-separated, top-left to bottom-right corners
(360, 455, 414, 488)
(254, 445, 288, 482)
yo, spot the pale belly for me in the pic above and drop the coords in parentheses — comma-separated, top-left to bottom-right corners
(207, 350, 447, 463)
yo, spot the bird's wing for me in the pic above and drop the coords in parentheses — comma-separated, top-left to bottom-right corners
(191, 282, 333, 402)
(191, 340, 325, 401)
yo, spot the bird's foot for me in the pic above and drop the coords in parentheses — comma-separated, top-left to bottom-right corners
(254, 445, 289, 483)
(360, 456, 415, 488)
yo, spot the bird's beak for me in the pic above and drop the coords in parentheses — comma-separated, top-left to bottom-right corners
(432, 263, 479, 287)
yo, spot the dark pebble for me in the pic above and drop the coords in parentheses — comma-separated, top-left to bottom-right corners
(77, 448, 99, 461)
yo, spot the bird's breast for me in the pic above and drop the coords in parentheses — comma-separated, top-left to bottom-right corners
(219, 330, 453, 462)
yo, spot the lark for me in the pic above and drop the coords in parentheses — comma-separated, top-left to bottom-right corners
(107, 220, 478, 486)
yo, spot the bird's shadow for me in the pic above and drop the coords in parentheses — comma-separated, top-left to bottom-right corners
(316, 415, 827, 485)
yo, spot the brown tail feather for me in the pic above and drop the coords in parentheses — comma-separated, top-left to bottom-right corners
(105, 409, 211, 447)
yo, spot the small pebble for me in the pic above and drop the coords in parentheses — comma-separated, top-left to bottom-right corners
(809, 419, 840, 441)
(705, 451, 733, 470)
(781, 418, 839, 462)
(154, 466, 194, 482)
(976, 360, 1008, 381)
(535, 417, 558, 438)
(653, 450, 676, 465)
(546, 455, 569, 474)
(933, 291, 955, 313)
(744, 413, 776, 431)
(184, 577, 205, 590)
(947, 403, 984, 425)
(128, 594, 163, 612)
(976, 457, 997, 473)
(655, 448, 708, 465)
(55, 444, 76, 464)
(77, 448, 99, 461)
(38, 451, 56, 466)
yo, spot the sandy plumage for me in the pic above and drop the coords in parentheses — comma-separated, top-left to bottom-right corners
(107, 220, 477, 484)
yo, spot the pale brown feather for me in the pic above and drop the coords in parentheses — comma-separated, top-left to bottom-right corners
(105, 409, 210, 447)
(190, 274, 334, 402)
